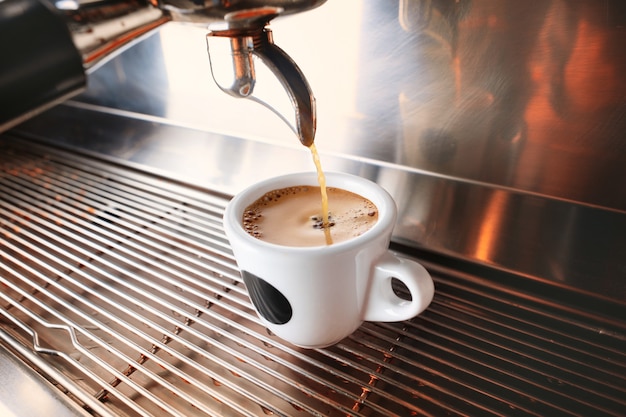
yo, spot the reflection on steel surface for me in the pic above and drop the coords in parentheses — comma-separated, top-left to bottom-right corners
(0, 345, 90, 417)
(11, 106, 626, 304)
(74, 0, 626, 212)
(10, 0, 626, 307)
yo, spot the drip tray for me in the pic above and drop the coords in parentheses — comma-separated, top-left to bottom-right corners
(0, 138, 625, 417)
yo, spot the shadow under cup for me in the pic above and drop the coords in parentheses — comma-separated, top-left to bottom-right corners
(223, 172, 433, 348)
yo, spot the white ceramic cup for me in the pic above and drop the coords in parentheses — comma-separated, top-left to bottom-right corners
(223, 172, 434, 348)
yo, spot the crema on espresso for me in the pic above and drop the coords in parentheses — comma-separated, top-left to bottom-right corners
(243, 186, 378, 247)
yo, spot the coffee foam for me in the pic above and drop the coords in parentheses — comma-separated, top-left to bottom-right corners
(243, 186, 378, 247)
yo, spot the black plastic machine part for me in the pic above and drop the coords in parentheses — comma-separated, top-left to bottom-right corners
(0, 0, 85, 128)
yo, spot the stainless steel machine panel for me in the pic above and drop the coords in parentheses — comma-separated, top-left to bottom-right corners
(1, 0, 625, 416)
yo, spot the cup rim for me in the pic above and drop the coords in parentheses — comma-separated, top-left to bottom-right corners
(223, 171, 396, 253)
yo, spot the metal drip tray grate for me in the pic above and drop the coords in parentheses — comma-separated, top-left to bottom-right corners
(1, 138, 625, 417)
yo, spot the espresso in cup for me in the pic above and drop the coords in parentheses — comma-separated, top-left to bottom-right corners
(243, 186, 378, 247)
(224, 172, 435, 348)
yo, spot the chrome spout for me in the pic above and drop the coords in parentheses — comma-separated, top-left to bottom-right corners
(206, 8, 317, 147)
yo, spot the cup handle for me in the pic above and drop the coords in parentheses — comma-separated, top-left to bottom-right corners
(362, 251, 435, 322)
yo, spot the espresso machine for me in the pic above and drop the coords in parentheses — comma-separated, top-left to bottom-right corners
(0, 1, 625, 416)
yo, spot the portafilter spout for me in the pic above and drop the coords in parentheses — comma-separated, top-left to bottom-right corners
(206, 7, 317, 147)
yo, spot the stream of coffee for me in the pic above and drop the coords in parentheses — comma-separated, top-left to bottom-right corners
(308, 143, 332, 245)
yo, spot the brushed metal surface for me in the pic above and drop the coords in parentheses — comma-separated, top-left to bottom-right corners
(68, 1, 626, 211)
(0, 344, 91, 417)
(11, 104, 626, 305)
(9, 0, 626, 335)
